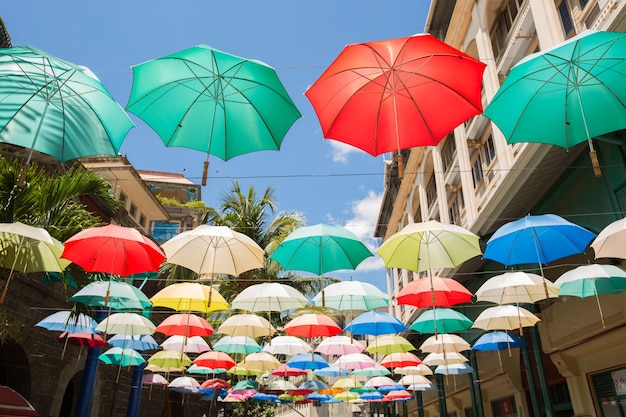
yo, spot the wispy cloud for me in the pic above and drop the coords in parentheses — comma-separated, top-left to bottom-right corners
(328, 140, 362, 164)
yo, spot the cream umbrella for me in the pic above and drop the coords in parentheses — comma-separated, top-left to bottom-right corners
(217, 314, 276, 338)
(419, 334, 471, 354)
(475, 271, 559, 304)
(472, 305, 540, 332)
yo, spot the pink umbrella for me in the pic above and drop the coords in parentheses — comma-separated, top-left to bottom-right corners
(142, 373, 169, 400)
(386, 390, 413, 401)
(315, 335, 365, 355)
(334, 353, 377, 370)
(155, 313, 215, 337)
(380, 352, 422, 369)
(284, 313, 342, 338)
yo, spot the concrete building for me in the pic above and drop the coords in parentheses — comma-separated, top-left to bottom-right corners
(375, 2, 626, 417)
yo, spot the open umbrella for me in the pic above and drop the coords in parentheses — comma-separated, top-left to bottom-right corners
(305, 34, 485, 178)
(69, 280, 152, 311)
(364, 335, 415, 355)
(395, 276, 473, 308)
(380, 352, 422, 369)
(311, 280, 389, 311)
(193, 351, 236, 370)
(217, 314, 275, 338)
(315, 335, 365, 356)
(231, 282, 308, 312)
(333, 353, 377, 371)
(150, 283, 228, 313)
(169, 376, 200, 394)
(409, 308, 473, 335)
(287, 353, 330, 370)
(161, 335, 211, 354)
(58, 331, 107, 362)
(475, 271, 559, 305)
(155, 313, 215, 337)
(142, 373, 169, 400)
(146, 350, 192, 372)
(239, 352, 281, 373)
(472, 331, 525, 352)
(419, 334, 470, 354)
(591, 217, 626, 259)
(271, 363, 308, 377)
(95, 312, 156, 336)
(483, 30, 626, 176)
(126, 44, 301, 184)
(262, 335, 312, 356)
(0, 222, 70, 303)
(161, 225, 264, 277)
(472, 305, 540, 332)
(0, 385, 39, 417)
(107, 334, 158, 352)
(283, 313, 343, 338)
(395, 364, 433, 376)
(270, 223, 373, 275)
(344, 311, 407, 336)
(35, 311, 97, 334)
(0, 46, 133, 172)
(99, 347, 145, 367)
(213, 336, 261, 355)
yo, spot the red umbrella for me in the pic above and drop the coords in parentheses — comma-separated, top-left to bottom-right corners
(283, 313, 343, 338)
(193, 351, 236, 370)
(271, 363, 308, 377)
(386, 390, 413, 401)
(62, 224, 165, 276)
(0, 385, 39, 416)
(380, 352, 422, 369)
(58, 332, 107, 363)
(155, 313, 215, 337)
(396, 276, 473, 308)
(305, 33, 486, 178)
(200, 378, 231, 390)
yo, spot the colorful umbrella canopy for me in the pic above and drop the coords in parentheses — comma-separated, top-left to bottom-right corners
(419, 334, 471, 354)
(62, 224, 165, 277)
(0, 222, 70, 303)
(313, 367, 349, 377)
(0, 46, 133, 164)
(396, 276, 473, 308)
(187, 364, 227, 375)
(284, 313, 343, 338)
(591, 217, 626, 259)
(161, 225, 264, 276)
(59, 332, 107, 348)
(213, 336, 261, 355)
(344, 311, 406, 336)
(95, 312, 156, 336)
(380, 352, 422, 369)
(364, 376, 397, 388)
(35, 311, 97, 334)
(107, 334, 158, 351)
(385, 390, 413, 401)
(238, 352, 281, 372)
(193, 351, 236, 370)
(304, 34, 486, 178)
(364, 335, 415, 355)
(270, 223, 373, 275)
(315, 335, 365, 356)
(333, 391, 359, 402)
(150, 283, 228, 313)
(474, 271, 559, 305)
(271, 363, 308, 377)
(99, 347, 145, 367)
(311, 280, 389, 311)
(69, 280, 151, 311)
(160, 335, 211, 354)
(360, 391, 385, 401)
(409, 308, 473, 334)
(126, 44, 301, 184)
(395, 364, 433, 376)
(200, 378, 231, 390)
(154, 313, 215, 337)
(146, 349, 192, 372)
(483, 30, 626, 175)
(0, 385, 39, 416)
(217, 314, 275, 338)
(332, 377, 362, 390)
(472, 332, 525, 351)
(169, 376, 200, 394)
(352, 365, 391, 377)
(286, 353, 330, 370)
(422, 352, 468, 367)
(472, 305, 540, 331)
(262, 335, 312, 356)
(483, 214, 596, 267)
(299, 380, 329, 392)
(376, 220, 482, 272)
(334, 353, 377, 370)
(434, 363, 473, 375)
(231, 282, 308, 312)
(142, 373, 169, 386)
(398, 375, 431, 386)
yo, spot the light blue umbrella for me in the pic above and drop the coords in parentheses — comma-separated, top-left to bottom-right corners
(108, 334, 158, 351)
(344, 311, 407, 336)
(360, 391, 384, 401)
(213, 335, 261, 355)
(313, 366, 349, 377)
(472, 332, 524, 352)
(306, 392, 331, 401)
(287, 353, 330, 370)
(434, 363, 473, 375)
(298, 380, 328, 391)
(35, 311, 97, 334)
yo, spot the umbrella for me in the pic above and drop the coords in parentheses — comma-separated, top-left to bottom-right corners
(360, 391, 385, 401)
(483, 30, 626, 176)
(155, 313, 215, 337)
(591, 217, 626, 259)
(238, 352, 281, 372)
(380, 352, 422, 369)
(287, 353, 330, 370)
(364, 335, 415, 355)
(264, 378, 298, 392)
(262, 335, 312, 356)
(169, 376, 200, 394)
(160, 335, 211, 354)
(217, 314, 275, 338)
(161, 225, 264, 276)
(270, 223, 374, 275)
(299, 380, 329, 392)
(434, 363, 473, 375)
(472, 332, 525, 352)
(399, 375, 431, 386)
(333, 353, 377, 370)
(252, 392, 279, 402)
(188, 364, 227, 376)
(193, 351, 236, 370)
(213, 336, 261, 355)
(146, 350, 192, 372)
(232, 379, 260, 391)
(385, 390, 413, 401)
(305, 34, 485, 178)
(311, 280, 389, 311)
(0, 222, 70, 303)
(315, 335, 365, 356)
(409, 308, 473, 334)
(419, 334, 471, 354)
(483, 214, 596, 269)
(395, 364, 433, 376)
(95, 312, 156, 336)
(0, 385, 39, 416)
(313, 367, 349, 377)
(107, 334, 158, 351)
(99, 347, 145, 367)
(555, 264, 626, 327)
(472, 305, 540, 332)
(422, 352, 468, 367)
(376, 220, 482, 272)
(364, 376, 397, 388)
(69, 280, 151, 311)
(231, 282, 308, 312)
(474, 271, 559, 305)
(332, 377, 362, 390)
(62, 224, 165, 277)
(395, 276, 473, 308)
(271, 363, 307, 377)
(0, 46, 133, 168)
(344, 311, 406, 336)
(126, 44, 301, 185)
(58, 331, 107, 362)
(150, 283, 228, 313)
(228, 365, 263, 377)
(35, 311, 97, 334)
(200, 378, 231, 390)
(284, 313, 343, 338)
(306, 392, 331, 402)
(143, 372, 169, 400)
(352, 365, 391, 377)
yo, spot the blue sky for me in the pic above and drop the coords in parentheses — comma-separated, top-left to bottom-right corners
(2, 1, 430, 289)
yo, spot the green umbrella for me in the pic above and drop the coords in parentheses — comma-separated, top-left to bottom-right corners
(0, 46, 133, 169)
(99, 347, 145, 367)
(483, 30, 626, 176)
(126, 45, 301, 185)
(409, 308, 473, 335)
(269, 223, 374, 275)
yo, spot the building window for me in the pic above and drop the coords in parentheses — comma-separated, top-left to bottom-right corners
(484, 133, 496, 166)
(119, 191, 127, 205)
(139, 214, 146, 227)
(129, 203, 137, 217)
(152, 222, 180, 243)
(426, 176, 437, 211)
(559, 0, 574, 37)
(491, 396, 516, 417)
(490, 0, 524, 59)
(591, 367, 626, 417)
(440, 137, 456, 173)
(472, 154, 484, 188)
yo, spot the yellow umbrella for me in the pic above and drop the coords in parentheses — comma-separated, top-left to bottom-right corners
(150, 282, 228, 312)
(365, 335, 414, 355)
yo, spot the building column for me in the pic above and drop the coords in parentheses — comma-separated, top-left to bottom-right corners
(432, 147, 449, 223)
(529, 0, 566, 49)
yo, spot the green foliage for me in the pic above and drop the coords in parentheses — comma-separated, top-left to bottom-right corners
(0, 308, 23, 345)
(155, 194, 210, 212)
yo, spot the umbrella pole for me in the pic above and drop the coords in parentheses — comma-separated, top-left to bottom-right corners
(574, 88, 602, 177)
(594, 287, 606, 328)
(392, 91, 404, 180)
(18, 100, 50, 188)
(0, 242, 22, 304)
(202, 156, 209, 186)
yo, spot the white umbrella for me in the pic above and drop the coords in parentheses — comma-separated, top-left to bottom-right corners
(422, 352, 468, 366)
(472, 305, 540, 331)
(591, 217, 626, 259)
(395, 364, 433, 376)
(160, 335, 211, 353)
(96, 313, 156, 336)
(419, 334, 470, 354)
(399, 374, 431, 386)
(475, 271, 559, 304)
(262, 335, 311, 356)
(315, 335, 365, 355)
(217, 314, 275, 338)
(231, 282, 308, 312)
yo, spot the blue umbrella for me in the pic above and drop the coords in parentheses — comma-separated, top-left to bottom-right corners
(360, 391, 385, 401)
(344, 311, 407, 336)
(306, 392, 331, 401)
(287, 353, 330, 370)
(299, 380, 328, 391)
(35, 311, 97, 334)
(252, 392, 279, 402)
(313, 367, 349, 377)
(435, 363, 473, 375)
(108, 334, 158, 351)
(472, 332, 525, 351)
(378, 383, 406, 392)
(483, 214, 596, 268)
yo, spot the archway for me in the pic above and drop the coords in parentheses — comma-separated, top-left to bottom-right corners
(0, 341, 31, 398)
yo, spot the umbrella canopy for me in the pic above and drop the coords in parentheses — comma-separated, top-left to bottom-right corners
(409, 308, 473, 334)
(315, 335, 365, 356)
(304, 34, 485, 177)
(0, 385, 39, 416)
(287, 353, 330, 370)
(231, 282, 308, 312)
(472, 305, 540, 331)
(364, 376, 397, 388)
(264, 378, 298, 393)
(364, 335, 415, 355)
(99, 347, 145, 367)
(35, 311, 97, 334)
(434, 363, 473, 375)
(333, 391, 359, 402)
(344, 311, 406, 336)
(0, 46, 133, 164)
(284, 313, 343, 338)
(422, 352, 468, 367)
(385, 390, 413, 401)
(483, 30, 626, 175)
(62, 224, 165, 277)
(399, 375, 431, 387)
(69, 280, 151, 311)
(475, 271, 559, 305)
(142, 373, 169, 386)
(269, 224, 373, 275)
(217, 314, 275, 338)
(126, 44, 301, 183)
(213, 336, 261, 355)
(193, 351, 236, 370)
(59, 332, 107, 349)
(169, 376, 200, 394)
(160, 335, 211, 354)
(262, 335, 312, 356)
(146, 350, 192, 372)
(332, 377, 362, 390)
(271, 363, 308, 377)
(107, 334, 158, 351)
(396, 276, 473, 308)
(376, 220, 482, 272)
(299, 380, 329, 392)
(380, 352, 422, 369)
(313, 367, 349, 377)
(311, 280, 389, 311)
(150, 283, 228, 313)
(200, 378, 231, 390)
(472, 332, 525, 351)
(360, 391, 385, 401)
(187, 364, 227, 375)
(591, 217, 626, 259)
(95, 312, 156, 336)
(395, 364, 433, 376)
(0, 222, 70, 303)
(238, 352, 281, 373)
(419, 334, 471, 354)
(334, 353, 377, 370)
(155, 313, 215, 337)
(161, 225, 264, 276)
(483, 214, 596, 267)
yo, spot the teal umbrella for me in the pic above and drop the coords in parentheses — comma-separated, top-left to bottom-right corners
(409, 308, 473, 335)
(0, 46, 133, 169)
(69, 280, 151, 311)
(269, 223, 374, 275)
(99, 347, 145, 367)
(126, 45, 301, 185)
(483, 30, 626, 176)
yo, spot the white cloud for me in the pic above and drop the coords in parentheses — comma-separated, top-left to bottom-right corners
(328, 140, 362, 163)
